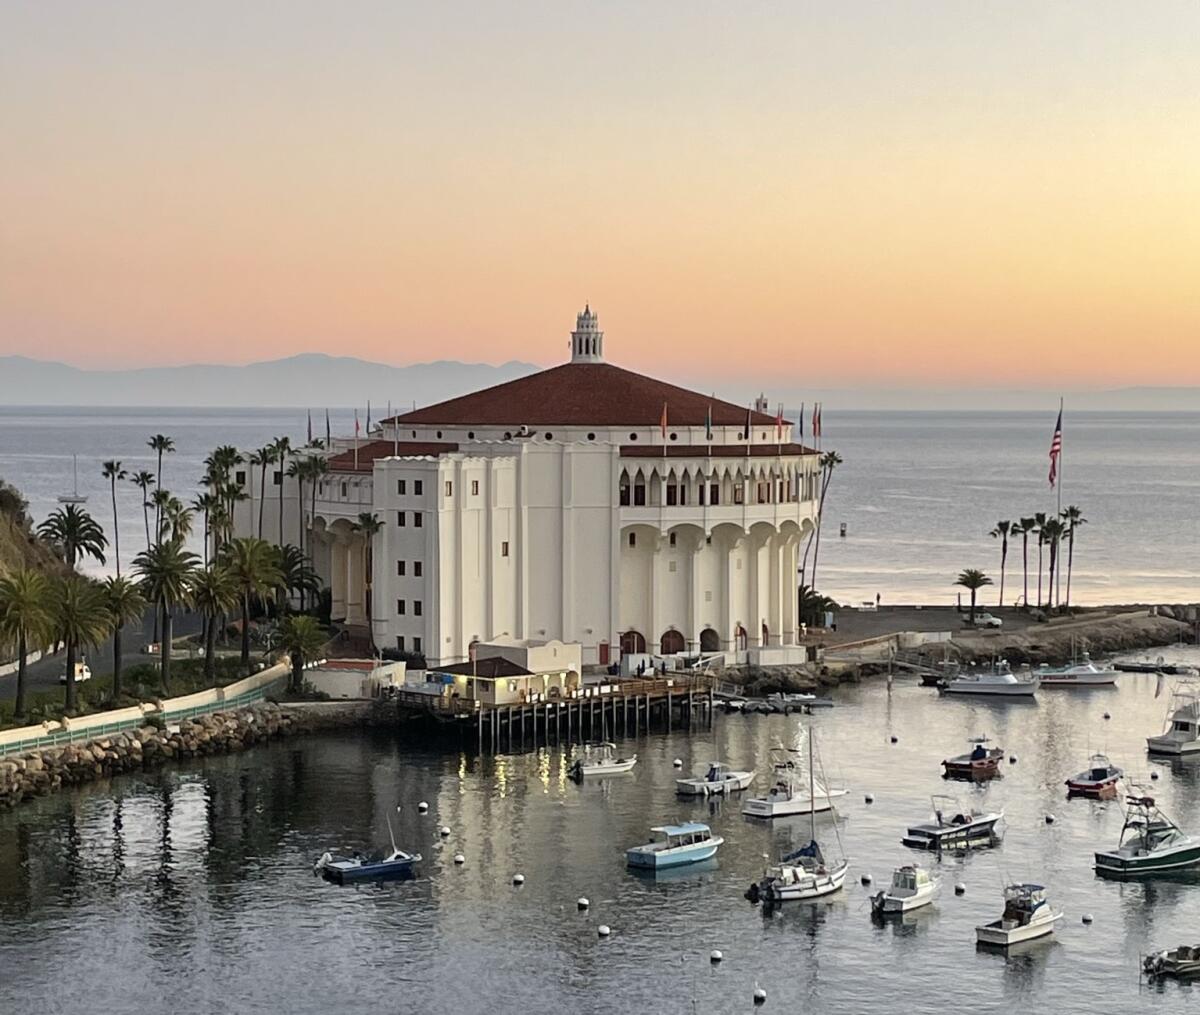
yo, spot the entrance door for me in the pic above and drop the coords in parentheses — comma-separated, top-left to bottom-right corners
(699, 628, 720, 652)
(620, 630, 646, 655)
(660, 629, 685, 655)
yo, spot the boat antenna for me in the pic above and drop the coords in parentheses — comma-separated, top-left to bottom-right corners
(386, 811, 399, 854)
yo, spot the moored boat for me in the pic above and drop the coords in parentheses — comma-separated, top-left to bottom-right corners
(1037, 654, 1119, 687)
(975, 883, 1062, 947)
(626, 822, 723, 869)
(871, 864, 939, 915)
(942, 737, 1004, 780)
(1146, 688, 1200, 755)
(315, 815, 421, 884)
(1144, 944, 1200, 979)
(568, 741, 637, 779)
(902, 795, 1003, 851)
(938, 662, 1039, 697)
(1094, 791, 1200, 877)
(676, 761, 754, 796)
(1065, 753, 1122, 796)
(742, 751, 847, 818)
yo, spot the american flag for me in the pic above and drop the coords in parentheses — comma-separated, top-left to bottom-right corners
(1048, 407, 1063, 487)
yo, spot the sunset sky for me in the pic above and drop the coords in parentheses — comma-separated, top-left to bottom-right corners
(3, 2, 1199, 389)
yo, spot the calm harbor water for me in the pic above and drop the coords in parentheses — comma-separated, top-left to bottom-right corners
(3, 649, 1200, 1014)
(1, 406, 1198, 605)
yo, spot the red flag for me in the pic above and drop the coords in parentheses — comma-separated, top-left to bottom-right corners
(1048, 407, 1063, 487)
(660, 402, 668, 439)
(354, 409, 360, 437)
(775, 404, 784, 440)
(811, 403, 819, 439)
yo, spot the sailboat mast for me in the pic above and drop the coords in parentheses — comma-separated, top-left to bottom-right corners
(809, 725, 816, 844)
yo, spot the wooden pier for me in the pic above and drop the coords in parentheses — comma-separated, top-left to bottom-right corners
(384, 675, 715, 753)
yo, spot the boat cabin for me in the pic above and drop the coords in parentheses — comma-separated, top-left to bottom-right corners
(1000, 884, 1049, 927)
(650, 823, 713, 849)
(892, 866, 931, 893)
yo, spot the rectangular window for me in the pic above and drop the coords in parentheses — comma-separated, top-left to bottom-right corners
(668, 560, 677, 573)
(397, 599, 406, 615)
(666, 484, 677, 507)
(445, 481, 453, 497)
(414, 561, 422, 577)
(414, 513, 423, 528)
(698, 485, 705, 506)
(619, 485, 631, 506)
(414, 600, 422, 617)
(397, 560, 406, 576)
(501, 541, 509, 557)
(628, 532, 636, 548)
(414, 480, 423, 495)
(414, 636, 422, 654)
(341, 482, 348, 497)
(471, 480, 479, 496)
(273, 470, 282, 486)
(235, 471, 246, 485)
(397, 479, 406, 495)
(709, 483, 719, 505)
(633, 485, 646, 507)
(679, 485, 688, 506)
(397, 511, 406, 526)
(396, 636, 405, 652)
(734, 486, 744, 505)
(669, 532, 677, 547)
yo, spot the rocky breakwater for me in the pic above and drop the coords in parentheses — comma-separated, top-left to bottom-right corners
(0, 701, 373, 810)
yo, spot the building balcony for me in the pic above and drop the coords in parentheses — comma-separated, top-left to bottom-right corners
(618, 499, 817, 533)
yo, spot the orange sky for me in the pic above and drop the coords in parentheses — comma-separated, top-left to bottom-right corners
(2, 2, 1199, 387)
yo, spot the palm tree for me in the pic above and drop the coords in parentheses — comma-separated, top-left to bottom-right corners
(249, 445, 276, 540)
(189, 566, 238, 685)
(130, 471, 156, 551)
(1015, 516, 1036, 607)
(954, 568, 993, 624)
(103, 576, 146, 702)
(147, 434, 175, 536)
(805, 451, 843, 591)
(989, 520, 1011, 607)
(219, 537, 284, 672)
(1061, 505, 1087, 609)
(352, 512, 383, 646)
(274, 436, 293, 546)
(191, 492, 221, 566)
(149, 489, 174, 543)
(1032, 512, 1048, 609)
(280, 614, 326, 693)
(101, 460, 127, 576)
(1041, 518, 1067, 610)
(38, 504, 108, 572)
(0, 569, 54, 720)
(133, 540, 199, 694)
(277, 544, 321, 613)
(52, 575, 112, 712)
(162, 496, 193, 545)
(286, 457, 307, 553)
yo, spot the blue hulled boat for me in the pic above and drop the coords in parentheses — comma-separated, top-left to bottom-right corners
(626, 822, 723, 870)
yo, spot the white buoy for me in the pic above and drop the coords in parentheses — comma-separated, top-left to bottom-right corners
(453, 853, 465, 865)
(864, 793, 874, 804)
(955, 882, 966, 895)
(577, 897, 589, 910)
(1151, 771, 1160, 780)
(710, 949, 723, 963)
(418, 801, 429, 813)
(673, 758, 683, 768)
(1045, 814, 1056, 824)
(753, 986, 767, 1005)
(396, 804, 402, 812)
(440, 826, 451, 837)
(1082, 913, 1094, 924)
(513, 873, 525, 885)
(861, 873, 872, 886)
(598, 924, 611, 938)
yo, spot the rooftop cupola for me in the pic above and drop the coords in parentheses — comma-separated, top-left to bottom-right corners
(570, 304, 604, 363)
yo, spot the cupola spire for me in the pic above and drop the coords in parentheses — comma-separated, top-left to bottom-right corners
(570, 305, 604, 363)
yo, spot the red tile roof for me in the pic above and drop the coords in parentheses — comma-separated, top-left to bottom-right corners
(383, 362, 780, 428)
(620, 443, 817, 458)
(433, 657, 532, 679)
(326, 440, 459, 473)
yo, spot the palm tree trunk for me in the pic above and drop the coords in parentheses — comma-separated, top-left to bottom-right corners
(14, 631, 28, 720)
(142, 495, 152, 553)
(279, 451, 287, 546)
(999, 540, 1007, 607)
(204, 615, 217, 685)
(1036, 541, 1044, 609)
(112, 624, 123, 702)
(240, 593, 251, 671)
(1021, 533, 1029, 606)
(64, 637, 78, 712)
(1066, 530, 1075, 608)
(155, 450, 164, 539)
(291, 654, 303, 694)
(111, 481, 121, 578)
(969, 590, 977, 624)
(258, 462, 267, 539)
(809, 468, 833, 591)
(160, 604, 172, 694)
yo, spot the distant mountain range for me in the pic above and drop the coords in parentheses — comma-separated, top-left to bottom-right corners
(0, 353, 1197, 411)
(0, 354, 540, 408)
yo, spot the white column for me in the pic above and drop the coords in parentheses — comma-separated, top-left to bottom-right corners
(331, 538, 348, 621)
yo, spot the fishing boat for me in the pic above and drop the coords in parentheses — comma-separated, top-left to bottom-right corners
(1146, 687, 1200, 755)
(1094, 791, 1200, 876)
(742, 751, 847, 818)
(1144, 945, 1200, 979)
(920, 660, 960, 687)
(314, 815, 421, 884)
(568, 741, 637, 779)
(975, 883, 1063, 947)
(938, 661, 1039, 697)
(1037, 653, 1119, 687)
(676, 761, 755, 796)
(746, 728, 849, 903)
(625, 822, 723, 870)
(902, 795, 1003, 851)
(1117, 655, 1197, 676)
(1065, 753, 1123, 796)
(871, 864, 940, 915)
(764, 692, 834, 712)
(942, 737, 1004, 780)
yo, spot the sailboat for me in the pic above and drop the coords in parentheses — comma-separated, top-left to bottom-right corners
(745, 726, 849, 903)
(742, 745, 848, 818)
(57, 454, 88, 505)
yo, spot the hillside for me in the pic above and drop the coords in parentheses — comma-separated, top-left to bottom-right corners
(0, 479, 63, 577)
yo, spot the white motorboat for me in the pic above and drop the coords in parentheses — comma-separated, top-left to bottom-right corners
(626, 822, 723, 869)
(1094, 790, 1200, 877)
(871, 864, 940, 915)
(1037, 654, 1119, 687)
(976, 883, 1062, 947)
(902, 795, 1003, 851)
(747, 728, 849, 903)
(742, 754, 847, 818)
(939, 662, 1039, 697)
(1147, 688, 1200, 755)
(568, 741, 637, 779)
(1144, 944, 1200, 979)
(676, 761, 754, 796)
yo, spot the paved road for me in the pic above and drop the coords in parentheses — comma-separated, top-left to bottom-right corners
(0, 608, 203, 703)
(818, 605, 1038, 644)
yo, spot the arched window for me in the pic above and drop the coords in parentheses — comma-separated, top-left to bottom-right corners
(620, 630, 646, 655)
(699, 628, 720, 652)
(660, 629, 685, 655)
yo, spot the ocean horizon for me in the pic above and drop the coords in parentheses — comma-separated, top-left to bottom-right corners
(2, 405, 1197, 607)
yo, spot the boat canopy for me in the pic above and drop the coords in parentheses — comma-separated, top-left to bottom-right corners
(652, 822, 711, 837)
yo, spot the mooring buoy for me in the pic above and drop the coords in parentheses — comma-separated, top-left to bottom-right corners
(710, 949, 723, 964)
(577, 897, 589, 910)
(453, 853, 465, 865)
(598, 925, 611, 938)
(955, 883, 966, 895)
(513, 873, 525, 885)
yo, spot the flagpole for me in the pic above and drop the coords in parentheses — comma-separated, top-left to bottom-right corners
(1056, 396, 1063, 606)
